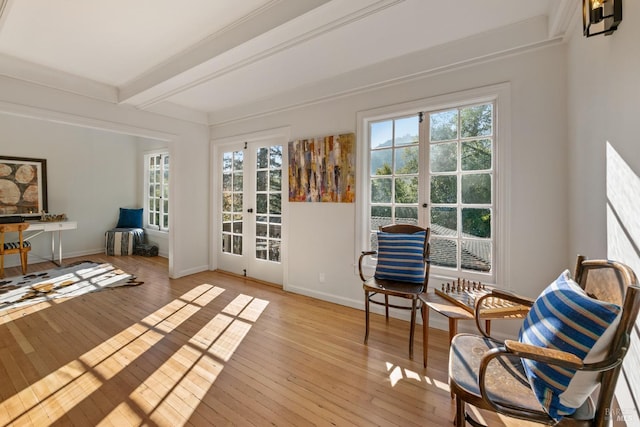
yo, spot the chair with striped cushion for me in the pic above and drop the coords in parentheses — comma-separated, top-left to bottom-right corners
(359, 224, 430, 359)
(0, 222, 31, 278)
(448, 256, 640, 426)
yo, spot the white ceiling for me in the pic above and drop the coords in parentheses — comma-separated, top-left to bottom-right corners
(0, 0, 574, 125)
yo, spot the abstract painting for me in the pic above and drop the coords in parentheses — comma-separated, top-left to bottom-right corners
(288, 133, 355, 203)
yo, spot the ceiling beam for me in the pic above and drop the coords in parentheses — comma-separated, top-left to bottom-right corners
(118, 0, 330, 105)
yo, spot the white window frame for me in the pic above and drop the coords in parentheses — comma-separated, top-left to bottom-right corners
(144, 150, 170, 232)
(356, 83, 511, 287)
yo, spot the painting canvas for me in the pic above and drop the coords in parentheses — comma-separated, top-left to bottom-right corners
(0, 156, 48, 217)
(288, 133, 355, 203)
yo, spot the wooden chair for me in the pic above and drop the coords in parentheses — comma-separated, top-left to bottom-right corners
(448, 256, 640, 426)
(0, 222, 31, 278)
(359, 224, 430, 359)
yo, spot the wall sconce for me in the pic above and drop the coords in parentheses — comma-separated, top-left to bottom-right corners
(583, 0, 622, 37)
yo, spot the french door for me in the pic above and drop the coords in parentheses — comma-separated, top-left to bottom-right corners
(217, 139, 283, 285)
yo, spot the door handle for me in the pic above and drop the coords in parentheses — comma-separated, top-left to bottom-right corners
(247, 208, 254, 213)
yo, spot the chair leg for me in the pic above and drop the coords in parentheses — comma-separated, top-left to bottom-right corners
(409, 298, 416, 359)
(455, 394, 465, 427)
(364, 290, 370, 344)
(0, 254, 4, 278)
(384, 294, 389, 321)
(20, 251, 28, 275)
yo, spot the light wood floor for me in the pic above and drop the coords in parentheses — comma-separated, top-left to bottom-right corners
(0, 255, 540, 426)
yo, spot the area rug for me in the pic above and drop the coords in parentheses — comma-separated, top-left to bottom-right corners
(0, 261, 142, 311)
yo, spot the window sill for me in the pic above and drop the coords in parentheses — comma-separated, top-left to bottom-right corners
(144, 227, 168, 237)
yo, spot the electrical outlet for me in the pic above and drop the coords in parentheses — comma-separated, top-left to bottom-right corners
(319, 272, 325, 283)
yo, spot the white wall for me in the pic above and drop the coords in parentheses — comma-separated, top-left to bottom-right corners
(566, 1, 640, 424)
(0, 76, 210, 278)
(0, 114, 139, 263)
(211, 42, 570, 331)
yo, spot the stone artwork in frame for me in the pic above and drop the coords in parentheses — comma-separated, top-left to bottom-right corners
(288, 132, 355, 203)
(0, 155, 48, 217)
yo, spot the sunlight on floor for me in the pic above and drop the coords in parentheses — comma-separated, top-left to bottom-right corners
(385, 362, 449, 392)
(1, 283, 269, 426)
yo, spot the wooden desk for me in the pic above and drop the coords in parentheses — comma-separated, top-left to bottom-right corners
(419, 291, 528, 368)
(24, 220, 77, 266)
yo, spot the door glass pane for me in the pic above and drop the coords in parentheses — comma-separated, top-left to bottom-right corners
(270, 194, 281, 215)
(394, 177, 418, 203)
(395, 146, 418, 173)
(394, 116, 419, 146)
(430, 142, 457, 172)
(255, 145, 282, 264)
(461, 174, 491, 204)
(256, 194, 267, 214)
(257, 171, 267, 191)
(461, 104, 493, 138)
(395, 206, 418, 224)
(270, 170, 281, 191)
(371, 121, 393, 149)
(430, 110, 458, 141)
(269, 240, 281, 262)
(462, 240, 491, 272)
(257, 147, 268, 169)
(431, 238, 457, 268)
(371, 149, 392, 175)
(256, 222, 267, 237)
(462, 208, 491, 238)
(427, 102, 494, 274)
(430, 176, 457, 203)
(431, 207, 457, 236)
(221, 150, 243, 255)
(371, 206, 392, 229)
(462, 139, 492, 171)
(371, 177, 392, 203)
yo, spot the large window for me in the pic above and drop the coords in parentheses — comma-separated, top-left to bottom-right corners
(428, 104, 493, 273)
(369, 115, 420, 249)
(360, 86, 507, 283)
(145, 152, 169, 231)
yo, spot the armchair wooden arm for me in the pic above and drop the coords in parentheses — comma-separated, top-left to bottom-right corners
(358, 250, 377, 281)
(474, 290, 533, 341)
(504, 340, 583, 369)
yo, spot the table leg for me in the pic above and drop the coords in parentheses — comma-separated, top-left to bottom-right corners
(57, 230, 62, 265)
(50, 231, 55, 263)
(448, 318, 458, 344)
(449, 318, 458, 399)
(422, 303, 430, 368)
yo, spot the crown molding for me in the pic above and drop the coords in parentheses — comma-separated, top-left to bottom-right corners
(0, 54, 118, 103)
(141, 101, 209, 126)
(208, 15, 559, 127)
(548, 0, 577, 39)
(118, 0, 333, 105)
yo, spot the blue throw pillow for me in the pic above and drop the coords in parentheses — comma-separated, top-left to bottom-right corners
(116, 208, 143, 229)
(518, 270, 621, 421)
(374, 231, 426, 283)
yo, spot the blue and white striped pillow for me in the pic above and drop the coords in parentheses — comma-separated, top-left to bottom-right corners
(374, 231, 426, 284)
(518, 270, 621, 421)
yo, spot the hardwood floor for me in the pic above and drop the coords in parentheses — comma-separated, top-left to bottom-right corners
(0, 255, 539, 426)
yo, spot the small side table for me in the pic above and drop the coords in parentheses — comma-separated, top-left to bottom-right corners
(419, 291, 527, 368)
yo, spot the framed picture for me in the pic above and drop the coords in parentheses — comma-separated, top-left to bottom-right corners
(0, 156, 48, 217)
(288, 133, 356, 203)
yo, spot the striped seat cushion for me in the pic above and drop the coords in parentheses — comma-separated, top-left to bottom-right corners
(374, 231, 426, 283)
(105, 228, 144, 256)
(3, 241, 31, 250)
(518, 270, 621, 421)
